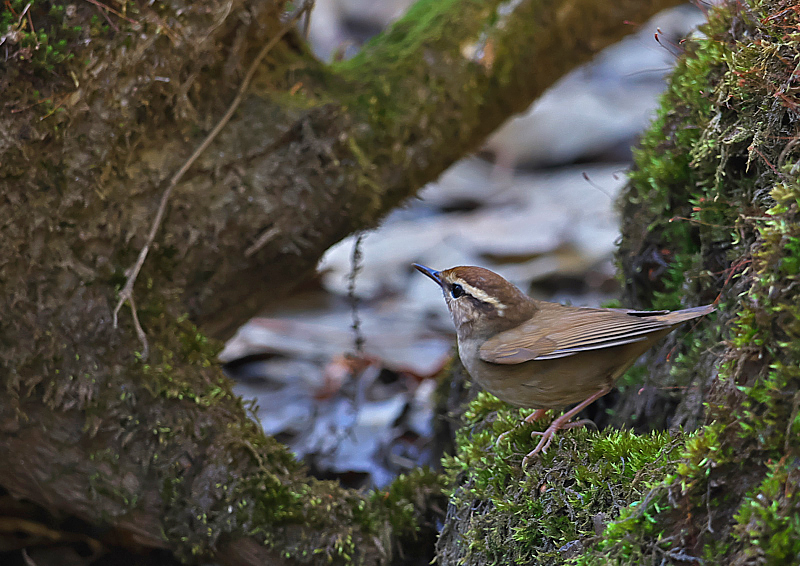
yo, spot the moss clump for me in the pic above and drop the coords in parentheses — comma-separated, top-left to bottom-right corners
(733, 457, 800, 563)
(1, 1, 84, 74)
(233, 467, 445, 564)
(138, 312, 230, 406)
(1, 0, 123, 122)
(585, 0, 800, 562)
(437, 392, 685, 565)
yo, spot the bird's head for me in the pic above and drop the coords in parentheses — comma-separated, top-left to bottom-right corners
(413, 264, 536, 338)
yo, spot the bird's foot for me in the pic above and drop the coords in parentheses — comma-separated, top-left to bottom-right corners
(521, 417, 599, 466)
(495, 408, 549, 448)
(522, 427, 557, 467)
(520, 388, 610, 467)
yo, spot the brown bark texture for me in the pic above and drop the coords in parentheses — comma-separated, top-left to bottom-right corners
(0, 0, 684, 563)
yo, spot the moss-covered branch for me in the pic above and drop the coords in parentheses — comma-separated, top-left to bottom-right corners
(199, 0, 687, 333)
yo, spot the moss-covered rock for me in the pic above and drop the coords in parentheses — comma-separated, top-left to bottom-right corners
(589, 0, 800, 562)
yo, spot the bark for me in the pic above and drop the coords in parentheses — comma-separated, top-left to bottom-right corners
(0, 0, 684, 563)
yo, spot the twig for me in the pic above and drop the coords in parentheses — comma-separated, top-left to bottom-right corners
(26, 6, 35, 35)
(128, 294, 149, 359)
(302, 0, 315, 39)
(82, 0, 136, 25)
(348, 232, 366, 354)
(112, 1, 313, 356)
(244, 225, 280, 257)
(581, 170, 614, 200)
(705, 478, 715, 534)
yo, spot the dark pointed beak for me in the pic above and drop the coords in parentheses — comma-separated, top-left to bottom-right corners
(413, 263, 445, 288)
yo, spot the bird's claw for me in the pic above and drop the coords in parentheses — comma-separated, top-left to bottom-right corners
(496, 409, 549, 449)
(524, 408, 549, 424)
(505, 408, 598, 467)
(521, 418, 595, 467)
(521, 431, 555, 467)
(495, 429, 512, 447)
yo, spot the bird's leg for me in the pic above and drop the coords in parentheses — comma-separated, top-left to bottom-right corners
(522, 387, 610, 467)
(496, 408, 549, 447)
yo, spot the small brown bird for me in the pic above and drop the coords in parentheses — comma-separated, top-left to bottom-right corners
(414, 264, 713, 465)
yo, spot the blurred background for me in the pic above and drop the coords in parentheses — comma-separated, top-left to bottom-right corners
(222, 0, 706, 488)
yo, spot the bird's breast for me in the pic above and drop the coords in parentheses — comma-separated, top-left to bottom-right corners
(459, 337, 657, 409)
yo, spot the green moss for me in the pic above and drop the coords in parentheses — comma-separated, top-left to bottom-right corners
(329, 0, 496, 223)
(1, 0, 107, 76)
(439, 392, 685, 565)
(619, 4, 737, 312)
(438, 0, 800, 562)
(329, 0, 556, 229)
(594, 0, 800, 562)
(733, 458, 800, 563)
(139, 313, 230, 406)
(366, 467, 447, 532)
(578, 486, 672, 565)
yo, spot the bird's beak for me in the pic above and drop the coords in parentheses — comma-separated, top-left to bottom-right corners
(413, 263, 445, 288)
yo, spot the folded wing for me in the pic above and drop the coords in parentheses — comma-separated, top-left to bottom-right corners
(480, 304, 713, 364)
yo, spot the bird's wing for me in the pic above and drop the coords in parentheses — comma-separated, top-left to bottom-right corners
(479, 304, 712, 365)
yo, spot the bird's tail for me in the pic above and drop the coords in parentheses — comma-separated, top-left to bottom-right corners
(658, 304, 715, 325)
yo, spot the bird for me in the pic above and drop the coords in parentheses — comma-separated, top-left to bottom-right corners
(413, 263, 713, 466)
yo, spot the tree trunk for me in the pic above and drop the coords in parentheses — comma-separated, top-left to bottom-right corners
(0, 0, 685, 563)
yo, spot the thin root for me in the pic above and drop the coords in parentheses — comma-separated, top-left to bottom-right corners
(111, 2, 313, 357)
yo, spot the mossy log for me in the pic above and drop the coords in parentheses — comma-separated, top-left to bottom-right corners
(0, 0, 684, 564)
(438, 0, 800, 563)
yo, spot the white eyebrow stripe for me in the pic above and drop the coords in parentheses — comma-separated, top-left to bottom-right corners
(453, 278, 507, 311)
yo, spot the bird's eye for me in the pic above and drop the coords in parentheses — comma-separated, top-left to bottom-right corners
(451, 284, 465, 299)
